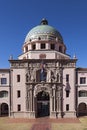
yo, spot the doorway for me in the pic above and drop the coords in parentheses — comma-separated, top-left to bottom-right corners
(1, 103, 9, 116)
(78, 103, 87, 116)
(36, 91, 50, 118)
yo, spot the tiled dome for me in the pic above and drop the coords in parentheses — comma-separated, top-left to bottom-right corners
(25, 19, 63, 43)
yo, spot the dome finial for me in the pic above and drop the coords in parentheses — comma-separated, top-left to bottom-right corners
(73, 53, 77, 59)
(40, 18, 48, 25)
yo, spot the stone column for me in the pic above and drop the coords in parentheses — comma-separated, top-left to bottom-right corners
(50, 85, 56, 118)
(52, 88, 54, 111)
(27, 91, 29, 111)
(50, 88, 53, 117)
(52, 85, 56, 112)
(28, 90, 31, 112)
(31, 89, 35, 118)
(50, 95, 53, 117)
(28, 93, 31, 112)
(32, 88, 35, 112)
(58, 87, 62, 117)
(30, 89, 33, 111)
(34, 96, 37, 118)
(58, 96, 61, 112)
(53, 88, 56, 111)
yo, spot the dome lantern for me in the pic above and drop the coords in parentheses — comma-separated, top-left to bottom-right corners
(40, 18, 48, 25)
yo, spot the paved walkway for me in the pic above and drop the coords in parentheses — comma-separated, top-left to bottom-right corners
(7, 117, 80, 124)
(30, 117, 80, 130)
(31, 123, 51, 130)
(31, 117, 51, 130)
(7, 117, 80, 130)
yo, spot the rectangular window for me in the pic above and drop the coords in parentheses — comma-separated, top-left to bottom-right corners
(51, 44, 55, 50)
(1, 78, 7, 85)
(17, 90, 21, 98)
(79, 91, 87, 97)
(41, 43, 45, 49)
(59, 46, 62, 52)
(66, 104, 69, 111)
(66, 74, 69, 82)
(17, 104, 21, 111)
(66, 91, 69, 97)
(80, 77, 86, 84)
(17, 75, 20, 82)
(25, 46, 28, 52)
(32, 44, 36, 50)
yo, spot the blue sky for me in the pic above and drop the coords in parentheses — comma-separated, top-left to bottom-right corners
(0, 0, 87, 68)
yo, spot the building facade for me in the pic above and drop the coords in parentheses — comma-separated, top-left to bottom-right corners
(76, 68, 87, 116)
(0, 69, 10, 116)
(0, 19, 87, 118)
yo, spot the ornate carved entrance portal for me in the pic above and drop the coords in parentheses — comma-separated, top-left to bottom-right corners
(36, 91, 50, 118)
(25, 60, 63, 118)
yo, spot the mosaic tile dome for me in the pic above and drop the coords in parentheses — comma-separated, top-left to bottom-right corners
(25, 19, 63, 43)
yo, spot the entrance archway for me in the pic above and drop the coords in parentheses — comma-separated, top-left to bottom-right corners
(1, 103, 9, 116)
(78, 103, 87, 116)
(36, 91, 50, 118)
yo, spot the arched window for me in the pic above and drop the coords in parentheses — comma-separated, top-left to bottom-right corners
(59, 46, 62, 53)
(0, 91, 8, 98)
(79, 91, 87, 97)
(25, 46, 28, 52)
